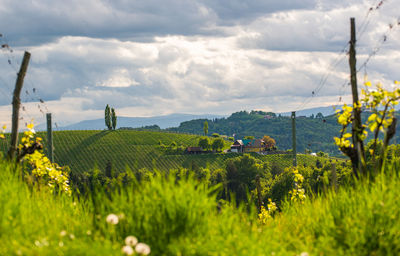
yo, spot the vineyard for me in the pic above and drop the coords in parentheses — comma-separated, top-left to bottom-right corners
(0, 130, 325, 174)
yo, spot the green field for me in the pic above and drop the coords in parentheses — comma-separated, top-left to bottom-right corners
(1, 152, 399, 255)
(0, 130, 323, 174)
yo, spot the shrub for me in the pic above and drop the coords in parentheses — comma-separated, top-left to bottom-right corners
(211, 133, 220, 138)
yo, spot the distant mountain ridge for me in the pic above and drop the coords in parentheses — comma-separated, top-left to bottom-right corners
(55, 113, 227, 130)
(48, 106, 337, 131)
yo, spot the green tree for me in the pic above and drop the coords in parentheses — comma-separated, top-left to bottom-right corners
(262, 135, 276, 150)
(211, 133, 220, 138)
(212, 138, 224, 152)
(244, 136, 255, 140)
(203, 121, 208, 136)
(105, 104, 112, 130)
(225, 154, 264, 203)
(316, 151, 328, 157)
(268, 168, 295, 209)
(198, 137, 210, 151)
(111, 108, 117, 130)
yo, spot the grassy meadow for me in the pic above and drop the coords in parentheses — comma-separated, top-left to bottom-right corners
(2, 128, 398, 255)
(1, 155, 400, 255)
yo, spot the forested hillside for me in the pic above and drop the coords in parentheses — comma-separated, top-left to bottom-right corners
(167, 110, 341, 154)
(167, 110, 400, 155)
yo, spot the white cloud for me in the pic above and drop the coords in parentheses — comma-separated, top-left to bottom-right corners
(97, 69, 139, 88)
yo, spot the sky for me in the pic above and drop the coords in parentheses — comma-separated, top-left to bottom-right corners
(0, 0, 399, 128)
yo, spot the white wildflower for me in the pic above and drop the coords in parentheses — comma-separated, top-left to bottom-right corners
(300, 252, 309, 256)
(106, 213, 119, 225)
(125, 236, 138, 246)
(122, 245, 134, 255)
(60, 230, 67, 237)
(135, 242, 151, 255)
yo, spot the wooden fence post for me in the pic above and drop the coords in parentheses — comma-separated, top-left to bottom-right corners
(46, 113, 54, 162)
(291, 111, 297, 167)
(7, 51, 31, 160)
(349, 17, 366, 176)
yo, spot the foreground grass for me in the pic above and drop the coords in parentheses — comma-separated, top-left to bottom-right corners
(0, 161, 117, 255)
(1, 158, 400, 255)
(268, 159, 400, 255)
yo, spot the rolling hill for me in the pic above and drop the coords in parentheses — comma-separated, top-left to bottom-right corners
(0, 130, 323, 175)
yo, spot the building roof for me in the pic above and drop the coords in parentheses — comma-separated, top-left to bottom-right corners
(242, 139, 264, 147)
(233, 140, 244, 146)
(242, 139, 252, 146)
(186, 147, 203, 152)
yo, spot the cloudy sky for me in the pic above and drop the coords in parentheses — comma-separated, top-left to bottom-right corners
(0, 0, 399, 127)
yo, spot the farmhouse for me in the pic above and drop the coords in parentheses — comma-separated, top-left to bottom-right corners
(230, 140, 244, 153)
(230, 139, 265, 153)
(185, 147, 203, 154)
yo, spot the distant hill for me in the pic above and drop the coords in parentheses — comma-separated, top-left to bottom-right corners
(53, 113, 226, 130)
(35, 106, 341, 131)
(167, 110, 400, 155)
(167, 110, 341, 154)
(279, 106, 338, 117)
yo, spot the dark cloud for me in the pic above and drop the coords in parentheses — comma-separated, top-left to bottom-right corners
(202, 0, 316, 24)
(0, 0, 217, 46)
(0, 0, 320, 47)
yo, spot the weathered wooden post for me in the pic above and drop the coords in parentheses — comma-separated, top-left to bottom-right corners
(7, 51, 31, 160)
(349, 17, 366, 176)
(291, 111, 297, 167)
(46, 113, 54, 162)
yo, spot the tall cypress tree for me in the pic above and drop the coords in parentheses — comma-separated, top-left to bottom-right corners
(203, 121, 208, 136)
(105, 104, 111, 130)
(111, 108, 117, 130)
